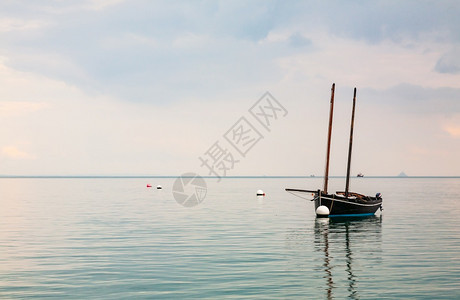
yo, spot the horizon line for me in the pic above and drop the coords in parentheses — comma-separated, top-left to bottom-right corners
(0, 175, 459, 179)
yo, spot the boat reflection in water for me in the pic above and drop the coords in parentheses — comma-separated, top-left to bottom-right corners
(314, 216, 382, 299)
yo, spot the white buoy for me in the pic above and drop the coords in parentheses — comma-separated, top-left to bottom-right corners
(256, 189, 265, 196)
(316, 205, 330, 218)
(156, 185, 162, 190)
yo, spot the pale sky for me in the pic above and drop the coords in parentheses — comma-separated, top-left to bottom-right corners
(0, 0, 459, 176)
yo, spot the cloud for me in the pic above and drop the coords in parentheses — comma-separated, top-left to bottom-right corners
(435, 47, 460, 74)
(361, 84, 460, 115)
(0, 101, 47, 116)
(288, 32, 313, 48)
(0, 0, 125, 15)
(282, 1, 460, 44)
(444, 126, 460, 137)
(0, 1, 283, 102)
(1, 146, 35, 159)
(0, 1, 459, 176)
(0, 18, 49, 32)
(1, 0, 459, 105)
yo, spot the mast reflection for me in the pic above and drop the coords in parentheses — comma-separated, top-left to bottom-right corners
(315, 218, 334, 299)
(314, 216, 382, 299)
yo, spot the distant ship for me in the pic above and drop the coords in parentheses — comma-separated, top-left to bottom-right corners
(286, 84, 383, 217)
(357, 173, 364, 177)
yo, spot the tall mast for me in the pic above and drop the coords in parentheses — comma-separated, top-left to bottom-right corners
(345, 88, 357, 198)
(323, 83, 335, 194)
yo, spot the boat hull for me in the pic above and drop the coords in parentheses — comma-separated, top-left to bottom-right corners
(315, 193, 382, 217)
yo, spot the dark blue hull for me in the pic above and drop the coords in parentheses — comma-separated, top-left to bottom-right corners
(314, 193, 382, 217)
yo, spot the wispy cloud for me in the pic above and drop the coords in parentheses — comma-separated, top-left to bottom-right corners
(1, 146, 35, 159)
(362, 84, 460, 115)
(435, 47, 460, 74)
(0, 101, 47, 116)
(0, 18, 49, 32)
(1, 1, 459, 103)
(444, 126, 460, 138)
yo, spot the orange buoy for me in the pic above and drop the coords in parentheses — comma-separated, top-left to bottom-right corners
(146, 184, 152, 188)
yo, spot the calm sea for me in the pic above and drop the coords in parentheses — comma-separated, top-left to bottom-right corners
(0, 177, 459, 299)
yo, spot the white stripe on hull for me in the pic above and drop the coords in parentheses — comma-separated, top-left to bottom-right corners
(318, 196, 382, 207)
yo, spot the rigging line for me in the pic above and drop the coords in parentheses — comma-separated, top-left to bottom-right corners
(286, 190, 314, 201)
(329, 195, 334, 212)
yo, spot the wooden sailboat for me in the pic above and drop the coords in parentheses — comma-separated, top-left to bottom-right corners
(286, 84, 383, 217)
